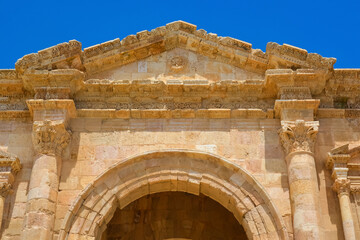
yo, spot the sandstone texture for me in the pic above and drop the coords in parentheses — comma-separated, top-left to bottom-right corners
(0, 21, 359, 240)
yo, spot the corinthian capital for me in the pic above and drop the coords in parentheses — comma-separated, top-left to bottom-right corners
(278, 120, 319, 155)
(333, 178, 351, 195)
(32, 120, 71, 156)
(0, 183, 12, 198)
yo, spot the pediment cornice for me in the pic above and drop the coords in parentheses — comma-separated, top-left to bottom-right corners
(14, 21, 336, 76)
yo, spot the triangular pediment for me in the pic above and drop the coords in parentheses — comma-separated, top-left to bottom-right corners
(6, 20, 343, 104)
(86, 48, 264, 82)
(14, 20, 336, 77)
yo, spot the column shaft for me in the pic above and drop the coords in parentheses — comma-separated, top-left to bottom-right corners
(23, 154, 58, 239)
(338, 190, 356, 240)
(287, 152, 320, 239)
(0, 195, 5, 231)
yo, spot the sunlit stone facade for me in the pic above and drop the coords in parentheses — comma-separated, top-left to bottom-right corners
(0, 21, 359, 240)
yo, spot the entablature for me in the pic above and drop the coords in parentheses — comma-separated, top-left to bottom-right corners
(1, 21, 360, 120)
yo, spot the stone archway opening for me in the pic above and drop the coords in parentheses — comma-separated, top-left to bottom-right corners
(101, 191, 248, 240)
(60, 150, 288, 240)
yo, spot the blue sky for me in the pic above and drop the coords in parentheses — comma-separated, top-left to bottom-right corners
(1, 0, 359, 69)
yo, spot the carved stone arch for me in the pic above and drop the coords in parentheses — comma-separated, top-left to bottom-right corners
(59, 150, 288, 240)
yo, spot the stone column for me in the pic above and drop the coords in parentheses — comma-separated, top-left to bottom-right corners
(327, 146, 356, 240)
(333, 179, 356, 240)
(279, 120, 320, 239)
(0, 151, 21, 231)
(22, 120, 71, 239)
(0, 184, 11, 230)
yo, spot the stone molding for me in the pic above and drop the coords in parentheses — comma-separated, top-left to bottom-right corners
(278, 86, 312, 100)
(0, 150, 21, 198)
(32, 120, 71, 156)
(278, 120, 319, 155)
(76, 108, 273, 119)
(5, 107, 360, 120)
(26, 99, 77, 119)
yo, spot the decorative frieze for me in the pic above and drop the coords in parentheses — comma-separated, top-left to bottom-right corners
(278, 120, 319, 155)
(278, 87, 312, 100)
(32, 120, 71, 156)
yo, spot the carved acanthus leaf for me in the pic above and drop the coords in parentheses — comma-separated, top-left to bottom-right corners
(278, 120, 319, 155)
(0, 182, 12, 198)
(333, 178, 351, 195)
(32, 120, 71, 156)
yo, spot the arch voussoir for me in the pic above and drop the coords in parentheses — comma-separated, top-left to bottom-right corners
(59, 150, 289, 240)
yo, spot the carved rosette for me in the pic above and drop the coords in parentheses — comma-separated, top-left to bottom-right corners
(32, 120, 71, 156)
(333, 178, 351, 195)
(169, 56, 187, 72)
(278, 120, 319, 155)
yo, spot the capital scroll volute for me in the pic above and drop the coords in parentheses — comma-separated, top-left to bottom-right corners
(32, 120, 71, 156)
(278, 120, 319, 155)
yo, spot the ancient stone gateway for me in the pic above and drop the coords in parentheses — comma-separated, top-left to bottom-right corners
(2, 20, 360, 240)
(59, 150, 287, 239)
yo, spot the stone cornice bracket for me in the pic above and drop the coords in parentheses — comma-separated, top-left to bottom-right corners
(26, 99, 77, 123)
(274, 99, 320, 121)
(21, 69, 85, 97)
(32, 120, 71, 157)
(278, 120, 319, 155)
(0, 150, 22, 198)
